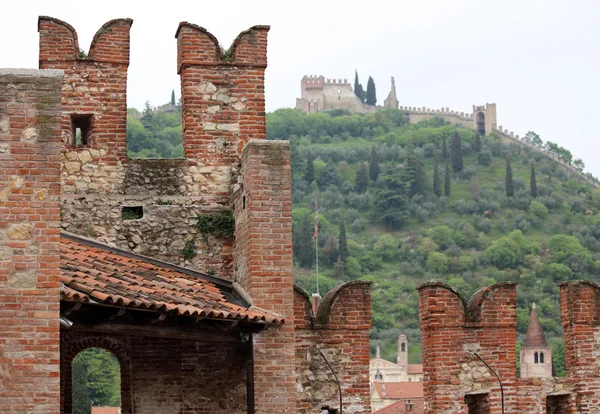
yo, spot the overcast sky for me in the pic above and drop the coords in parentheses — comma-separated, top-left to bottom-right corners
(2, 0, 599, 178)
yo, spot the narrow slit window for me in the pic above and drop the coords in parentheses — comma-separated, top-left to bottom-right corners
(71, 114, 93, 147)
(534, 352, 539, 364)
(540, 352, 544, 363)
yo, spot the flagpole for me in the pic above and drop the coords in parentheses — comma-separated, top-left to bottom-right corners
(314, 194, 319, 297)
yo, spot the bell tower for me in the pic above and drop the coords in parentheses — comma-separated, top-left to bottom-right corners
(520, 303, 552, 378)
(397, 333, 408, 371)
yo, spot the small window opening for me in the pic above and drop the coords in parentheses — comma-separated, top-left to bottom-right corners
(409, 378, 413, 382)
(465, 393, 490, 414)
(401, 342, 406, 352)
(122, 206, 143, 220)
(546, 395, 570, 414)
(534, 352, 539, 364)
(242, 195, 246, 210)
(72, 348, 121, 413)
(540, 352, 544, 363)
(71, 114, 93, 147)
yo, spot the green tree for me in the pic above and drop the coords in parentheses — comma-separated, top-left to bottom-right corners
(355, 161, 369, 194)
(426, 252, 449, 273)
(451, 129, 464, 175)
(474, 131, 482, 153)
(339, 219, 349, 263)
(530, 163, 538, 198)
(353, 70, 366, 103)
(170, 89, 176, 105)
(441, 136, 448, 161)
(317, 164, 340, 189)
(366, 76, 377, 106)
(305, 152, 315, 183)
(369, 146, 380, 182)
(486, 237, 523, 269)
(406, 145, 425, 197)
(375, 165, 409, 230)
(433, 146, 441, 197)
(298, 214, 315, 269)
(506, 155, 514, 197)
(444, 160, 451, 197)
(529, 200, 548, 219)
(72, 348, 121, 413)
(72, 357, 91, 414)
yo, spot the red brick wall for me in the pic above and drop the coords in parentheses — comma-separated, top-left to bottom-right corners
(60, 331, 249, 413)
(233, 139, 296, 412)
(38, 17, 132, 165)
(417, 281, 600, 413)
(294, 282, 372, 413)
(176, 23, 269, 183)
(0, 69, 63, 413)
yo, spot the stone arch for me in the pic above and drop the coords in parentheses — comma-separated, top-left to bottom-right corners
(476, 112, 485, 136)
(61, 333, 132, 413)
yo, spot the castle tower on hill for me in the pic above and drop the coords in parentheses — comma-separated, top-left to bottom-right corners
(520, 303, 553, 378)
(295, 74, 398, 114)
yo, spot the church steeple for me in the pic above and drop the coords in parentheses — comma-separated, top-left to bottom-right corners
(524, 303, 548, 348)
(520, 303, 552, 378)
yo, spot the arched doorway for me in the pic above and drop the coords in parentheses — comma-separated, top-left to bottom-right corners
(72, 348, 121, 414)
(476, 112, 486, 136)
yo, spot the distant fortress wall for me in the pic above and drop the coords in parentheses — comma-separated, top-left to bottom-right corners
(296, 75, 380, 114)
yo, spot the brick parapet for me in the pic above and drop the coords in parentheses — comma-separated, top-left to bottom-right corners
(176, 23, 268, 175)
(293, 282, 372, 413)
(0, 68, 63, 413)
(38, 16, 132, 164)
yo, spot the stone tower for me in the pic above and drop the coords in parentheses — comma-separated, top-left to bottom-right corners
(520, 303, 552, 378)
(397, 333, 408, 370)
(472, 103, 497, 136)
(384, 76, 399, 109)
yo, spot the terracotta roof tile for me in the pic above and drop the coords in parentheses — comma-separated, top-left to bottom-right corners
(407, 364, 423, 374)
(372, 398, 425, 414)
(59, 234, 284, 325)
(373, 382, 424, 400)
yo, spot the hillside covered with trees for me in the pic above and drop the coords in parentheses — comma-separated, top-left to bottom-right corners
(267, 107, 600, 375)
(121, 103, 600, 376)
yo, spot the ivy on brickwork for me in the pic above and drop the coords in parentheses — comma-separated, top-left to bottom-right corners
(196, 212, 235, 240)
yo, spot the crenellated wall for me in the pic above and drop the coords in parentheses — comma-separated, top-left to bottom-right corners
(419, 280, 600, 413)
(293, 281, 372, 413)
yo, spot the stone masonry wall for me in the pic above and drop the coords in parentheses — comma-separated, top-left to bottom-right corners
(418, 281, 600, 413)
(294, 282, 372, 414)
(0, 69, 63, 413)
(38, 17, 236, 277)
(60, 331, 250, 414)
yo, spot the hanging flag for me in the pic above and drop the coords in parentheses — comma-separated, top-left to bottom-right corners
(313, 196, 319, 239)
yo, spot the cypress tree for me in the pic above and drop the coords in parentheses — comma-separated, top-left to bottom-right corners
(339, 219, 349, 263)
(355, 161, 369, 194)
(369, 146, 380, 182)
(354, 70, 365, 103)
(474, 131, 482, 153)
(444, 160, 451, 197)
(506, 155, 514, 197)
(451, 129, 464, 175)
(305, 152, 315, 183)
(298, 214, 315, 269)
(530, 163, 538, 198)
(407, 144, 425, 197)
(170, 89, 176, 106)
(441, 136, 448, 161)
(433, 146, 441, 197)
(366, 76, 377, 106)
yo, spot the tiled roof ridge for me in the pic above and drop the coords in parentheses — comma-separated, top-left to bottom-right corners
(60, 231, 236, 293)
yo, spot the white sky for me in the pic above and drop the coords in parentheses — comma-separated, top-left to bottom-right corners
(2, 0, 599, 178)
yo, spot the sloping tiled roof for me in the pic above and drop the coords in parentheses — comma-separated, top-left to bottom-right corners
(60, 233, 284, 325)
(407, 364, 423, 374)
(372, 399, 425, 414)
(524, 303, 548, 348)
(373, 382, 424, 400)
